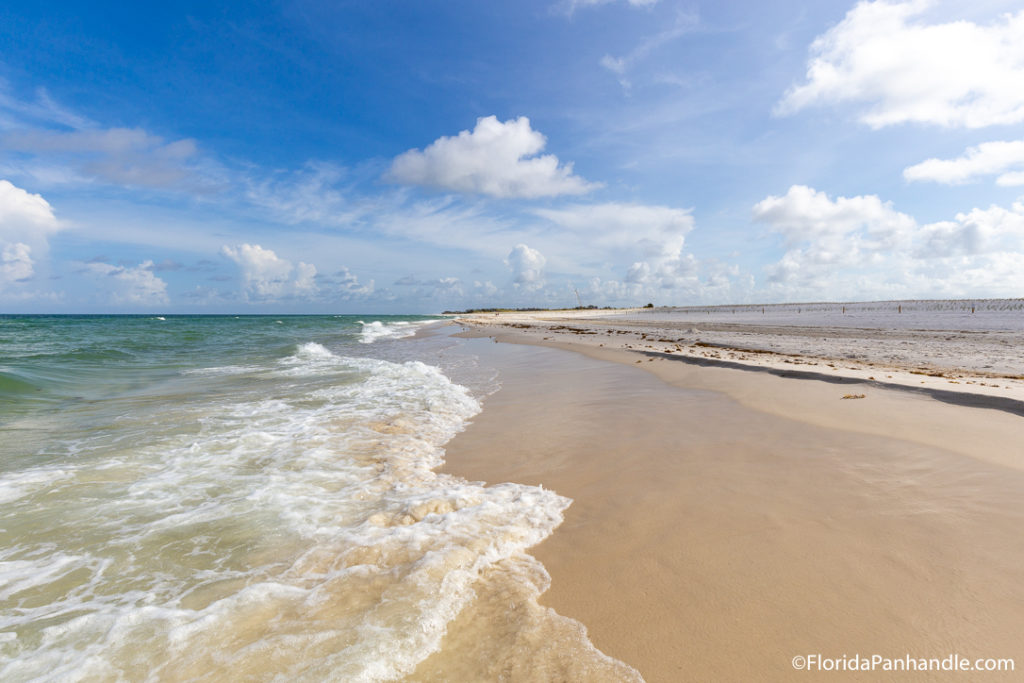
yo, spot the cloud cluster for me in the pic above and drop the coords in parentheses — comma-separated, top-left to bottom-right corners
(778, 1, 1024, 128)
(221, 244, 318, 301)
(754, 185, 1024, 298)
(388, 116, 598, 198)
(83, 260, 169, 305)
(904, 139, 1024, 186)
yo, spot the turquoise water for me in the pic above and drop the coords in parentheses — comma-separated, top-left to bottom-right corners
(0, 315, 433, 463)
(0, 315, 579, 681)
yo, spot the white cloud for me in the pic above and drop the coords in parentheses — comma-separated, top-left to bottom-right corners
(0, 179, 60, 287)
(474, 280, 498, 297)
(327, 266, 375, 299)
(904, 139, 1024, 185)
(387, 116, 598, 198)
(1, 242, 33, 282)
(294, 261, 317, 294)
(916, 203, 1024, 257)
(84, 260, 169, 305)
(753, 184, 914, 251)
(221, 243, 320, 301)
(0, 179, 59, 238)
(778, 1, 1024, 128)
(753, 185, 916, 286)
(506, 244, 547, 288)
(753, 185, 1024, 299)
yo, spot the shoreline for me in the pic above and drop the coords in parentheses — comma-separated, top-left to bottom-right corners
(436, 314, 1024, 680)
(449, 310, 1024, 470)
(450, 306, 1024, 409)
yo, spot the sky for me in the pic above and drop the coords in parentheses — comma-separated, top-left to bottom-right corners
(1, 0, 1023, 313)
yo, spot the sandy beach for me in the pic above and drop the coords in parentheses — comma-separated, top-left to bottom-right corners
(437, 304, 1024, 681)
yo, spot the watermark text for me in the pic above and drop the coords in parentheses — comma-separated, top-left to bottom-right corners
(791, 653, 1014, 673)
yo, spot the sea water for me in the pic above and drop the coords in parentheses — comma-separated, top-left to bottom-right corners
(0, 315, 639, 681)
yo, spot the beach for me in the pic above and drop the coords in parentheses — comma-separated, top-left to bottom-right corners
(440, 303, 1024, 681)
(2, 309, 1022, 681)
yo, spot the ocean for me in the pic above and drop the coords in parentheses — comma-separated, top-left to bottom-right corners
(0, 315, 634, 681)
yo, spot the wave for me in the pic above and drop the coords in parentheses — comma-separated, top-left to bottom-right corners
(0, 339, 571, 681)
(358, 319, 438, 344)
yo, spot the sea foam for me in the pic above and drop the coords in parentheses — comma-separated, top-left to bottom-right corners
(0, 339, 570, 682)
(358, 319, 437, 344)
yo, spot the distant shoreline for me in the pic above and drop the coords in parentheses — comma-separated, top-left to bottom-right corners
(452, 300, 1024, 418)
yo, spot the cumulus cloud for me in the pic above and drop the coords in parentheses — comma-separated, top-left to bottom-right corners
(83, 260, 169, 305)
(777, 1, 1024, 128)
(904, 139, 1024, 185)
(0, 179, 61, 287)
(0, 179, 59, 238)
(916, 203, 1024, 258)
(754, 184, 914, 252)
(505, 244, 547, 288)
(387, 116, 598, 198)
(754, 185, 1024, 298)
(221, 243, 319, 301)
(753, 185, 916, 286)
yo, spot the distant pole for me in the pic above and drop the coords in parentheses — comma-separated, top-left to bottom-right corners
(898, 304, 902, 314)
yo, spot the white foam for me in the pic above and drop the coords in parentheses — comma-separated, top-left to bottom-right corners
(358, 319, 438, 344)
(0, 468, 73, 505)
(0, 340, 570, 681)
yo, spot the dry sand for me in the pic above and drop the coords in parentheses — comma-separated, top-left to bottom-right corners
(437, 310, 1024, 681)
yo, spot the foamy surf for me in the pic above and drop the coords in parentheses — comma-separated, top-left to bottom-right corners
(358, 319, 438, 344)
(0, 330, 639, 682)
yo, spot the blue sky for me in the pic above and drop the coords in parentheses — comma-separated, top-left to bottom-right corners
(1, 0, 1023, 312)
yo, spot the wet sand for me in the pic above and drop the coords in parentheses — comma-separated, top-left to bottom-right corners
(437, 325, 1024, 681)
